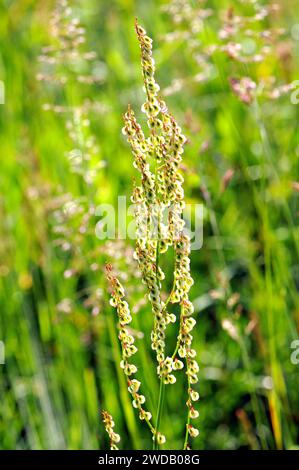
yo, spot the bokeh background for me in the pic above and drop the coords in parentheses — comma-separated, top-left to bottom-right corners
(0, 0, 299, 450)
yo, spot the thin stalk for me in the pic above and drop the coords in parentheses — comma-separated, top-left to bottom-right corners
(105, 310, 140, 449)
(183, 374, 191, 450)
(171, 304, 184, 360)
(153, 378, 165, 450)
(153, 205, 167, 449)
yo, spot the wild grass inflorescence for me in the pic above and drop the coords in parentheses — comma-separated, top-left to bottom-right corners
(37, 0, 106, 182)
(104, 20, 199, 450)
(102, 410, 121, 450)
(163, 0, 295, 102)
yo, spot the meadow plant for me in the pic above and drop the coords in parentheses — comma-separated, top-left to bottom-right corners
(164, 0, 299, 451)
(102, 411, 121, 450)
(2, 0, 299, 453)
(163, 0, 295, 101)
(105, 20, 199, 450)
(38, 2, 146, 332)
(38, 0, 105, 182)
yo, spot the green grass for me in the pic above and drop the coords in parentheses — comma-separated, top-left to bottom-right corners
(0, 0, 299, 450)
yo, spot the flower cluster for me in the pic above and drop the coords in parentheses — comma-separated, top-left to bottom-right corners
(37, 0, 106, 182)
(37, 1, 126, 335)
(105, 264, 155, 431)
(162, 0, 213, 96)
(172, 233, 194, 303)
(163, 0, 294, 102)
(122, 22, 193, 380)
(173, 235, 199, 447)
(37, 0, 104, 87)
(215, 1, 283, 64)
(121, 20, 198, 448)
(102, 410, 121, 450)
(229, 77, 257, 105)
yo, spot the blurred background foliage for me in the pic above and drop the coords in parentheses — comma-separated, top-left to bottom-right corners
(0, 0, 299, 450)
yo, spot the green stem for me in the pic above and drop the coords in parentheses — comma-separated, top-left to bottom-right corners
(183, 372, 191, 450)
(183, 415, 190, 450)
(171, 304, 184, 360)
(153, 378, 165, 450)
